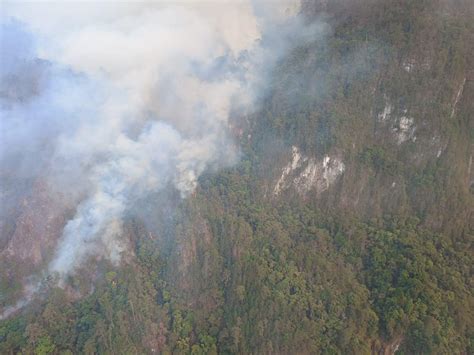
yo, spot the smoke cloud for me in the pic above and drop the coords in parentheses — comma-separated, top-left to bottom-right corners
(1, 0, 323, 286)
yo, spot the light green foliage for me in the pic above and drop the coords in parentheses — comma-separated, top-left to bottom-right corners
(35, 336, 55, 355)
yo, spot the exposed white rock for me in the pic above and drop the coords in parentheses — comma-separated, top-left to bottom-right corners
(378, 102, 392, 121)
(402, 59, 415, 72)
(274, 146, 345, 196)
(378, 97, 417, 144)
(468, 155, 473, 189)
(451, 77, 466, 118)
(274, 146, 305, 195)
(393, 115, 416, 144)
(429, 136, 446, 159)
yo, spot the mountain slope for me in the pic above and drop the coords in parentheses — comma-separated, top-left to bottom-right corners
(1, 1, 473, 354)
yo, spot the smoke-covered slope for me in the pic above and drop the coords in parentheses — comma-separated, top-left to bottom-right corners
(1, 0, 473, 354)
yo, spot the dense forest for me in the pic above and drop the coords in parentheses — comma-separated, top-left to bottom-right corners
(1, 0, 473, 354)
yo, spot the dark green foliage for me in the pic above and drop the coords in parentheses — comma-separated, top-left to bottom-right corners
(360, 147, 401, 175)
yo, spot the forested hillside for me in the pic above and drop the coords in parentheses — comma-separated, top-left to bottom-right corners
(1, 0, 473, 354)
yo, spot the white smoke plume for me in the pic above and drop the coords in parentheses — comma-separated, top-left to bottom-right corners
(1, 0, 324, 290)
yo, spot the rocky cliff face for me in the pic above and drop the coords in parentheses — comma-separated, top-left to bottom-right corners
(2, 180, 71, 267)
(247, 0, 474, 236)
(273, 146, 345, 196)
